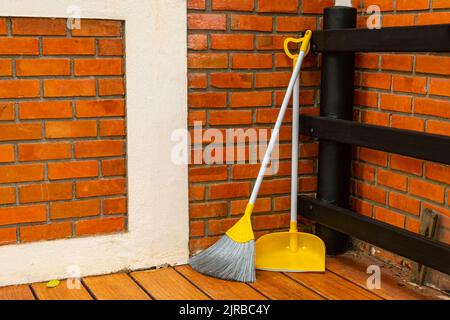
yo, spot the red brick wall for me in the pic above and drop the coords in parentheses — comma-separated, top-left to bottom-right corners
(0, 18, 127, 245)
(187, 0, 450, 286)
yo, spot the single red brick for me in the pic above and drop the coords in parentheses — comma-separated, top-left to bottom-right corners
(258, 0, 298, 13)
(0, 38, 39, 55)
(190, 221, 205, 237)
(0, 60, 12, 76)
(416, 55, 450, 75)
(12, 18, 66, 35)
(230, 91, 272, 108)
(351, 197, 373, 217)
(256, 72, 291, 88)
(211, 73, 253, 88)
(19, 182, 72, 203)
(98, 79, 125, 96)
(0, 145, 14, 163)
(355, 53, 379, 69)
(75, 217, 125, 236)
(18, 143, 71, 162)
(189, 166, 228, 182)
(259, 179, 291, 195)
(0, 103, 14, 121)
(0, 80, 40, 99)
(188, 14, 226, 30)
(0, 187, 15, 205)
(433, 0, 450, 9)
(189, 185, 205, 201)
(429, 78, 450, 97)
(302, 0, 334, 14)
(359, 148, 388, 166)
(391, 114, 424, 132)
(100, 119, 126, 137)
(352, 162, 376, 182)
(409, 178, 445, 203)
(363, 0, 394, 11)
(98, 39, 123, 56)
(374, 207, 405, 228)
(380, 94, 412, 112)
(425, 162, 450, 184)
(253, 213, 290, 230)
(231, 15, 272, 32)
(256, 108, 293, 124)
(44, 79, 96, 97)
(51, 199, 101, 219)
(396, 0, 429, 11)
(232, 53, 272, 69)
(276, 16, 317, 32)
(360, 110, 390, 126)
(0, 123, 42, 141)
(378, 169, 408, 191)
(46, 120, 97, 139)
(382, 14, 415, 27)
(390, 154, 423, 176)
(188, 53, 228, 69)
(43, 38, 95, 55)
(389, 192, 420, 216)
(103, 197, 127, 215)
(76, 178, 126, 198)
(361, 73, 391, 90)
(102, 159, 126, 177)
(76, 99, 125, 118)
(190, 202, 228, 219)
(74, 59, 123, 76)
(0, 228, 16, 245)
(0, 205, 46, 227)
(256, 35, 286, 50)
(19, 101, 72, 119)
(188, 92, 227, 108)
(210, 34, 254, 50)
(416, 12, 450, 25)
(48, 161, 99, 180)
(0, 18, 6, 35)
(188, 0, 206, 10)
(188, 111, 206, 126)
(188, 34, 208, 50)
(427, 119, 450, 136)
(381, 54, 413, 72)
(21, 222, 73, 243)
(74, 140, 124, 158)
(393, 75, 427, 94)
(212, 0, 254, 11)
(72, 19, 122, 37)
(354, 90, 378, 108)
(209, 182, 250, 199)
(230, 198, 272, 215)
(415, 97, 450, 118)
(210, 110, 253, 125)
(188, 73, 207, 89)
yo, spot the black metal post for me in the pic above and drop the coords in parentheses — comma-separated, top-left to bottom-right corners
(315, 6, 357, 255)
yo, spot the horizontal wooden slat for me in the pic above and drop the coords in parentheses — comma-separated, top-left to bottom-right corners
(250, 271, 325, 300)
(32, 280, 93, 300)
(83, 273, 150, 300)
(286, 271, 382, 300)
(131, 268, 209, 300)
(0, 285, 35, 300)
(175, 265, 266, 300)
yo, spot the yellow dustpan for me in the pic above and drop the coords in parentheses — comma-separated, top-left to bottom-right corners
(255, 32, 325, 272)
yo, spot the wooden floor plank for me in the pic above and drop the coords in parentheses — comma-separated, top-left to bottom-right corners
(0, 285, 35, 300)
(175, 265, 267, 300)
(327, 256, 431, 300)
(32, 280, 93, 300)
(250, 271, 325, 300)
(131, 268, 209, 300)
(83, 273, 151, 300)
(286, 271, 382, 300)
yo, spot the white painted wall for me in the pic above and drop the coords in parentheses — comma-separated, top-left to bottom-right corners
(0, 0, 189, 287)
(335, 0, 353, 6)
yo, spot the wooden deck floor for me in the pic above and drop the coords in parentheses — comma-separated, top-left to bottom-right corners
(0, 254, 444, 300)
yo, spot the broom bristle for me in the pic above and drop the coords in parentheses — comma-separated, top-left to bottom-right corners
(188, 235, 255, 283)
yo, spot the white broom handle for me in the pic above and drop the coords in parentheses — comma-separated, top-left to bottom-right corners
(249, 51, 306, 205)
(290, 70, 300, 223)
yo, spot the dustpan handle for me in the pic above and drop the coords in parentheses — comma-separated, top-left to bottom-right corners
(290, 62, 300, 228)
(249, 49, 307, 205)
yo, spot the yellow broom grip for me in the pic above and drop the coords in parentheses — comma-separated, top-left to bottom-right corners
(300, 30, 312, 52)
